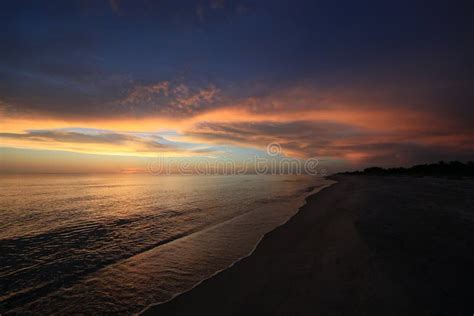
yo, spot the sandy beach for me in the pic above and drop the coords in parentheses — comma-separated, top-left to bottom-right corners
(142, 175, 474, 315)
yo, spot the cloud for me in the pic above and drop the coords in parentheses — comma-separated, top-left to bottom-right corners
(1, 78, 472, 166)
(185, 119, 474, 166)
(123, 81, 170, 104)
(0, 129, 220, 157)
(187, 120, 367, 157)
(120, 81, 220, 116)
(0, 130, 159, 146)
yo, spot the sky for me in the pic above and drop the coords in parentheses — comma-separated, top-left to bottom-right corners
(1, 0, 473, 173)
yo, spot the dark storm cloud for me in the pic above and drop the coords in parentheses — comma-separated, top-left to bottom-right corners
(1, 0, 472, 121)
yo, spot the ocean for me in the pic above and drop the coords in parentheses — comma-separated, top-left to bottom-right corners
(0, 174, 332, 314)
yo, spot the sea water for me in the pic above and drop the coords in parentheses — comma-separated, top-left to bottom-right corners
(0, 174, 332, 314)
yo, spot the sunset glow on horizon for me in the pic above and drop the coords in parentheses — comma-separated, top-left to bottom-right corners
(1, 1, 473, 173)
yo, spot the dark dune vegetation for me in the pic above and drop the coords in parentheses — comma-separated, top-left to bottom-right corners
(341, 161, 474, 177)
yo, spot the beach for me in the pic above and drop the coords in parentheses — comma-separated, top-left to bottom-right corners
(142, 175, 474, 315)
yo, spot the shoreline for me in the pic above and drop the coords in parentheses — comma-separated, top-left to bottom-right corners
(142, 175, 474, 315)
(137, 179, 336, 315)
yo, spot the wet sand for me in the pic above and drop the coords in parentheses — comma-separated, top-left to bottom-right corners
(142, 175, 474, 315)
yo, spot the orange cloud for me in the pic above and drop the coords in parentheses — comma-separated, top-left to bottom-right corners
(1, 83, 472, 170)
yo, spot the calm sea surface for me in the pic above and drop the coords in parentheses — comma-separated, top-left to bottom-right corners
(0, 174, 332, 314)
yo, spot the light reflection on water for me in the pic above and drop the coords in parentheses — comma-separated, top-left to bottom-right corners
(0, 174, 332, 314)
